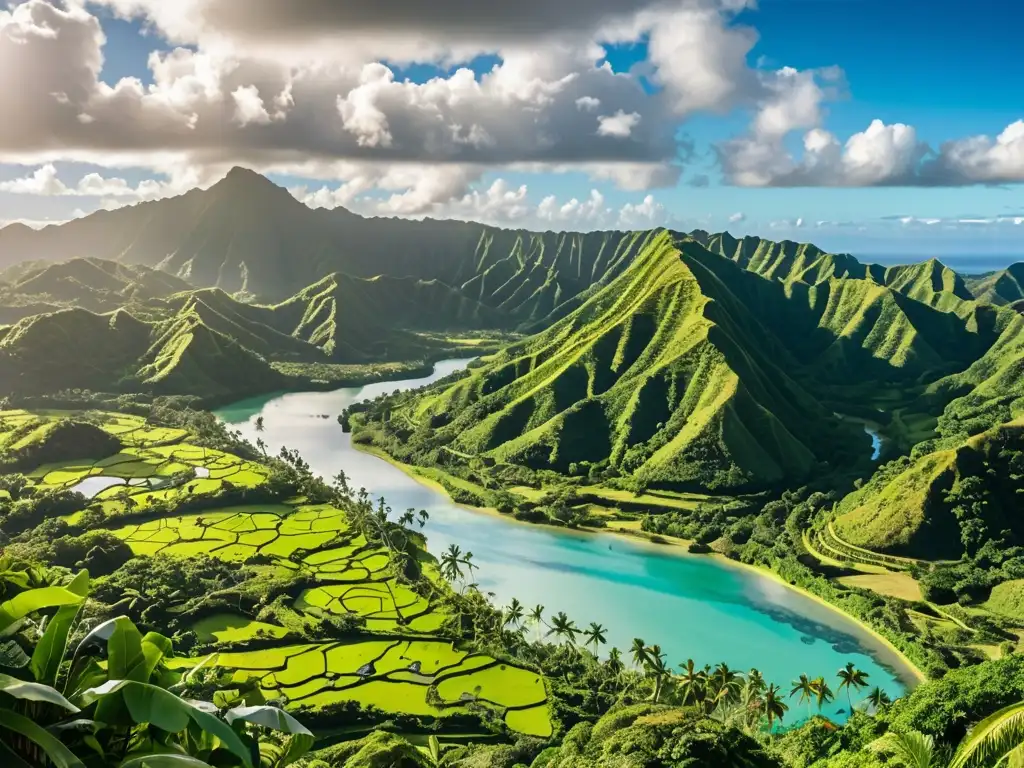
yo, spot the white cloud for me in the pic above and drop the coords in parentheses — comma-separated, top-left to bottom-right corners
(231, 85, 272, 126)
(728, 211, 745, 223)
(575, 96, 601, 112)
(618, 194, 666, 228)
(0, 163, 178, 200)
(597, 110, 641, 138)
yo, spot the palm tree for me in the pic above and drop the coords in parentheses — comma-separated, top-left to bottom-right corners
(837, 662, 870, 710)
(644, 644, 669, 703)
(629, 638, 650, 670)
(605, 648, 624, 679)
(504, 598, 525, 629)
(812, 677, 835, 713)
(583, 622, 608, 655)
(528, 605, 546, 641)
(678, 659, 707, 710)
(255, 416, 264, 432)
(440, 544, 464, 584)
(866, 686, 892, 713)
(870, 730, 940, 768)
(546, 612, 579, 646)
(462, 551, 478, 581)
(763, 683, 789, 732)
(791, 674, 815, 719)
(709, 663, 743, 709)
(949, 701, 1024, 768)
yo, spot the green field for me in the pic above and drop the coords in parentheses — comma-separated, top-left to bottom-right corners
(0, 408, 552, 738)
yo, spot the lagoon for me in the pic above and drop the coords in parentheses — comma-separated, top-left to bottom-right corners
(217, 359, 917, 722)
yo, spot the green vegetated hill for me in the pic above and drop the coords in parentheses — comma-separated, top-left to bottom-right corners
(0, 267, 507, 398)
(353, 229, 1024, 493)
(364, 233, 868, 491)
(967, 262, 1024, 306)
(0, 168, 985, 327)
(0, 306, 285, 398)
(0, 256, 193, 322)
(833, 417, 1024, 559)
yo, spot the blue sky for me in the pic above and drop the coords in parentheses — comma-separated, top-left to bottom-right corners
(0, 0, 1021, 260)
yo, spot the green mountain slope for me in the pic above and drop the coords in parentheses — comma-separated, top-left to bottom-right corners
(833, 417, 1024, 559)
(0, 306, 283, 398)
(0, 257, 193, 322)
(967, 263, 1024, 306)
(381, 232, 861, 491)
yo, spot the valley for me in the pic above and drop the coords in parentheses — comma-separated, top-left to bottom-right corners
(2, 169, 1024, 767)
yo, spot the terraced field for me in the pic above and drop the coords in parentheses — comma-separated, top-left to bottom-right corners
(170, 639, 550, 736)
(0, 408, 553, 738)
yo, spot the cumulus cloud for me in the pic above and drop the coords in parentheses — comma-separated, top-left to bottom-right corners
(597, 110, 642, 138)
(719, 66, 1024, 187)
(728, 211, 745, 223)
(0, 163, 177, 200)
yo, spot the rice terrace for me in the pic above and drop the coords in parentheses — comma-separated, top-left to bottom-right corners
(0, 407, 553, 739)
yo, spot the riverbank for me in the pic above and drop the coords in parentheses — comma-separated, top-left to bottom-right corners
(353, 442, 927, 688)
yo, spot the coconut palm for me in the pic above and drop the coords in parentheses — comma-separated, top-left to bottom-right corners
(462, 551, 478, 581)
(791, 674, 815, 718)
(837, 662, 870, 710)
(678, 659, 707, 709)
(709, 663, 744, 708)
(605, 648, 624, 679)
(546, 611, 579, 645)
(644, 644, 669, 703)
(812, 677, 835, 713)
(440, 544, 464, 584)
(949, 701, 1024, 768)
(870, 730, 941, 768)
(504, 598, 525, 629)
(630, 638, 650, 670)
(528, 605, 546, 641)
(255, 416, 264, 432)
(764, 683, 789, 732)
(866, 686, 892, 713)
(583, 622, 608, 655)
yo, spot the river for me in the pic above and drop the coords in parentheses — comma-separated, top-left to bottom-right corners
(216, 359, 917, 721)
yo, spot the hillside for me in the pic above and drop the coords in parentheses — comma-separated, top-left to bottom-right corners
(0, 306, 284, 398)
(0, 257, 193, 322)
(967, 263, 1024, 306)
(0, 168, 991, 332)
(356, 232, 867, 491)
(832, 417, 1024, 559)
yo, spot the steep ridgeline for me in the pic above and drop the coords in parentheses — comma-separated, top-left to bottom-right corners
(0, 257, 193, 323)
(0, 168, 987, 332)
(0, 269, 503, 397)
(388, 232, 864, 491)
(967, 263, 1024, 306)
(0, 307, 284, 398)
(833, 418, 1024, 560)
(0, 169, 656, 321)
(160, 273, 501, 363)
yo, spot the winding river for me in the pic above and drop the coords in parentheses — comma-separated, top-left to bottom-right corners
(216, 359, 917, 721)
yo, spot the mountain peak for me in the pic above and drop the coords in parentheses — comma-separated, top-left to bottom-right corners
(214, 166, 286, 195)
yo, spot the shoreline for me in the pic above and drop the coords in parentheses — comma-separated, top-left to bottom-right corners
(353, 443, 927, 689)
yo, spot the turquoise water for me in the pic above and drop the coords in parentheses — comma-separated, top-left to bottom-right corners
(217, 359, 916, 721)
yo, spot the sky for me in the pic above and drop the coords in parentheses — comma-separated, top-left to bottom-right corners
(0, 0, 1022, 259)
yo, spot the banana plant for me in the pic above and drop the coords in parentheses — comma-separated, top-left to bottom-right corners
(0, 566, 314, 768)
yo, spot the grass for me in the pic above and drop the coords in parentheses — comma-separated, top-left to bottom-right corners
(837, 573, 924, 602)
(984, 580, 1024, 621)
(192, 613, 291, 644)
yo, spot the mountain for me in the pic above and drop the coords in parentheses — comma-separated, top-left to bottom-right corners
(0, 306, 284, 399)
(0, 257, 193, 322)
(832, 417, 1024, 559)
(967, 263, 1024, 306)
(369, 232, 866, 491)
(1, 168, 992, 330)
